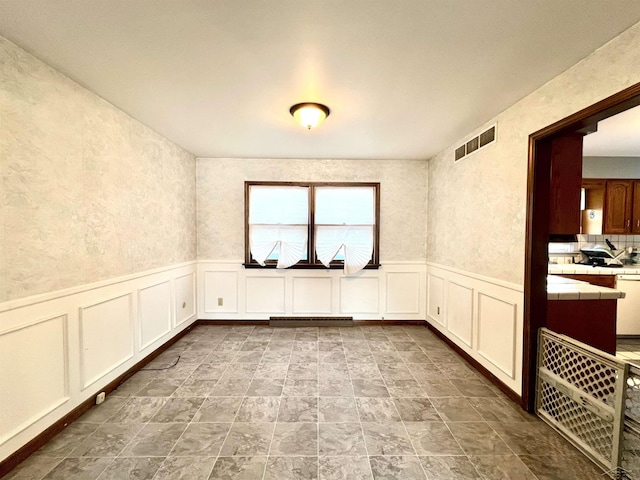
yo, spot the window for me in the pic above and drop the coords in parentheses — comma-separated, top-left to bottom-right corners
(245, 182, 380, 273)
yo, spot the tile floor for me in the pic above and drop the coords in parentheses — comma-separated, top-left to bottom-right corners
(617, 337, 640, 365)
(5, 325, 605, 480)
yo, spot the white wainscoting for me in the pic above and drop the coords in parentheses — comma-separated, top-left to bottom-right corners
(426, 263, 524, 395)
(0, 262, 197, 464)
(198, 261, 427, 321)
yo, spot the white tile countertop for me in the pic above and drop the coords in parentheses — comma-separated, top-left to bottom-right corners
(548, 264, 640, 275)
(547, 275, 626, 300)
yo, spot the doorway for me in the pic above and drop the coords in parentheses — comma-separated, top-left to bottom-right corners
(523, 82, 640, 411)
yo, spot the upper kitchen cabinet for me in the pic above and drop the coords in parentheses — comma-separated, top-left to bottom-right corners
(581, 179, 606, 234)
(633, 181, 640, 234)
(549, 133, 584, 234)
(604, 180, 634, 234)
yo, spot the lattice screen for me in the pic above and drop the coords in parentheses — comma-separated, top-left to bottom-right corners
(537, 329, 628, 474)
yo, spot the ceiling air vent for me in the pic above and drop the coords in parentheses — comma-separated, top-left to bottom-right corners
(454, 124, 496, 162)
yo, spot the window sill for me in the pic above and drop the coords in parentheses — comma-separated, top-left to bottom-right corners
(242, 263, 381, 270)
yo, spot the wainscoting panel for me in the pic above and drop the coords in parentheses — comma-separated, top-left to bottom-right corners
(139, 281, 172, 350)
(197, 261, 426, 320)
(0, 315, 68, 445)
(477, 293, 518, 378)
(175, 273, 196, 326)
(292, 277, 332, 314)
(427, 273, 445, 326)
(339, 277, 379, 314)
(245, 277, 286, 314)
(79, 294, 134, 390)
(446, 282, 474, 348)
(385, 272, 420, 314)
(0, 262, 197, 465)
(203, 271, 238, 313)
(426, 263, 523, 395)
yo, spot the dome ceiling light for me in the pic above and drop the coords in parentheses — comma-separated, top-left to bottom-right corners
(289, 102, 330, 130)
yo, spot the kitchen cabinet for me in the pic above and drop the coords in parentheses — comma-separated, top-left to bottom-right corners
(549, 133, 583, 234)
(581, 178, 640, 234)
(555, 273, 616, 289)
(633, 182, 640, 234)
(604, 180, 634, 234)
(547, 299, 617, 354)
(581, 179, 605, 234)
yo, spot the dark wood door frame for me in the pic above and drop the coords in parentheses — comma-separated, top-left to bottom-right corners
(522, 82, 640, 411)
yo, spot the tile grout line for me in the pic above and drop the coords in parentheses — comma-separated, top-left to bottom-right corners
(260, 327, 294, 480)
(154, 327, 237, 480)
(204, 325, 260, 479)
(405, 327, 483, 480)
(349, 331, 378, 480)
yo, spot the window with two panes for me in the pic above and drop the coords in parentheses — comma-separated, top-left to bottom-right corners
(245, 182, 379, 274)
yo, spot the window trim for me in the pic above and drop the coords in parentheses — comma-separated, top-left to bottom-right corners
(244, 181, 380, 269)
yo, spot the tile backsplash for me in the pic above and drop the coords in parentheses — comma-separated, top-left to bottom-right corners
(578, 234, 640, 250)
(549, 234, 640, 264)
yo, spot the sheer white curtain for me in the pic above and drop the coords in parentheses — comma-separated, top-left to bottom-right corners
(315, 186, 375, 275)
(249, 186, 308, 268)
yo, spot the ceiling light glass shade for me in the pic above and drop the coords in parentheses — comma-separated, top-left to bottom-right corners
(290, 102, 330, 130)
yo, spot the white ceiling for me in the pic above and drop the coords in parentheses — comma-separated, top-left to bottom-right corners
(1, 1, 640, 160)
(583, 105, 640, 157)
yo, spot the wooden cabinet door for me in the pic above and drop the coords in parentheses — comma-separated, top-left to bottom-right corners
(633, 181, 640, 234)
(548, 133, 583, 234)
(604, 180, 633, 234)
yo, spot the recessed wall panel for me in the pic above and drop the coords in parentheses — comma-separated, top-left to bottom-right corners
(80, 294, 133, 389)
(0, 315, 68, 443)
(339, 277, 378, 314)
(447, 282, 473, 347)
(204, 271, 238, 313)
(293, 277, 332, 314)
(175, 273, 196, 325)
(139, 281, 172, 350)
(477, 292, 517, 378)
(427, 274, 445, 326)
(386, 272, 420, 314)
(245, 277, 286, 314)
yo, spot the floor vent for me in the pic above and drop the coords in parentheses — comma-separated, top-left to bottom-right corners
(455, 124, 496, 162)
(269, 316, 354, 327)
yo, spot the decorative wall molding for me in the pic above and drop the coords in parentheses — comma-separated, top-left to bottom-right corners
(79, 293, 135, 390)
(477, 293, 518, 379)
(174, 273, 196, 326)
(426, 263, 523, 394)
(197, 260, 426, 320)
(0, 262, 197, 464)
(0, 261, 197, 315)
(0, 314, 69, 445)
(446, 282, 474, 348)
(138, 281, 172, 351)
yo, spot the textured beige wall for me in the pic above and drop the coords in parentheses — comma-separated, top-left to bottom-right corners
(0, 37, 197, 302)
(427, 21, 640, 285)
(197, 158, 428, 262)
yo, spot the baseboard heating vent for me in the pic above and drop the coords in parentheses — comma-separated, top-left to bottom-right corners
(269, 316, 354, 327)
(454, 124, 496, 162)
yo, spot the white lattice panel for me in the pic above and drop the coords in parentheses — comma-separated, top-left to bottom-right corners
(537, 329, 628, 474)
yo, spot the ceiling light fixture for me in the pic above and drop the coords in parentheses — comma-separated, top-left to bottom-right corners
(289, 102, 330, 130)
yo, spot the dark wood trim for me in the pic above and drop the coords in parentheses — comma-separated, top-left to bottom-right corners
(530, 82, 640, 141)
(523, 81, 640, 412)
(244, 182, 251, 265)
(0, 324, 195, 478)
(523, 135, 552, 411)
(196, 319, 424, 326)
(425, 322, 522, 406)
(242, 263, 381, 270)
